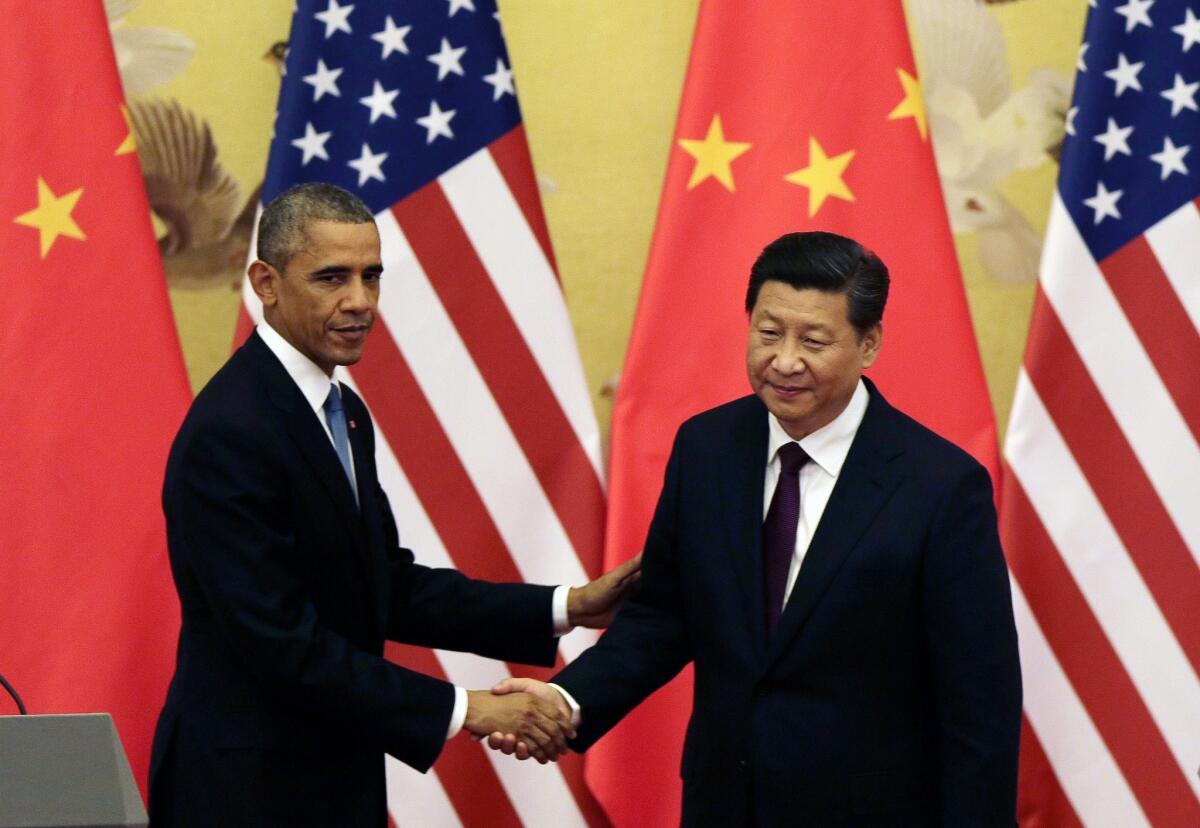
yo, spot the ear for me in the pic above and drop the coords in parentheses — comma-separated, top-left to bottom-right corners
(248, 260, 279, 307)
(860, 323, 883, 369)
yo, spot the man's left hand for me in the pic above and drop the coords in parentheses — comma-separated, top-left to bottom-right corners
(567, 553, 642, 629)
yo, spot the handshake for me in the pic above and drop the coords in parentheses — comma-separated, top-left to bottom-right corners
(463, 678, 574, 764)
(460, 552, 642, 763)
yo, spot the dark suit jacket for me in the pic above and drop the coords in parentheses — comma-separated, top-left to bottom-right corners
(555, 381, 1021, 827)
(148, 332, 558, 826)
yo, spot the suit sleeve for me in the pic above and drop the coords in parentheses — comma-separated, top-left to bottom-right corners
(375, 481, 559, 666)
(342, 389, 559, 667)
(167, 419, 455, 772)
(922, 463, 1022, 825)
(553, 431, 694, 749)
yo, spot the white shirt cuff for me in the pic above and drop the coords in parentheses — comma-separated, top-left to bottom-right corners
(552, 585, 573, 636)
(548, 682, 582, 727)
(446, 686, 467, 740)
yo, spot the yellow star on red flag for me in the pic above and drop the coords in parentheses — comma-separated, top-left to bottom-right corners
(14, 177, 87, 258)
(678, 114, 752, 191)
(116, 104, 137, 155)
(784, 137, 855, 217)
(888, 68, 928, 140)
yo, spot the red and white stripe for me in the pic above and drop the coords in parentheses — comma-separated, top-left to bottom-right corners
(243, 127, 609, 826)
(1003, 193, 1200, 826)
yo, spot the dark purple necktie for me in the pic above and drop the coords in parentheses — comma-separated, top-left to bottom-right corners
(763, 442, 809, 637)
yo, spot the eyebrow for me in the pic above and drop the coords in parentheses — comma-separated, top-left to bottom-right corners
(754, 310, 833, 332)
(309, 264, 384, 277)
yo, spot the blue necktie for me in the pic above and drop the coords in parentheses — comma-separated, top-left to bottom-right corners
(763, 442, 809, 638)
(323, 383, 358, 507)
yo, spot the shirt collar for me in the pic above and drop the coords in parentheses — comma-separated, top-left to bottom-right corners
(257, 321, 343, 416)
(767, 379, 869, 477)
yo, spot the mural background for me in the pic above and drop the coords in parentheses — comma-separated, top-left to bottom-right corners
(122, 0, 1086, 442)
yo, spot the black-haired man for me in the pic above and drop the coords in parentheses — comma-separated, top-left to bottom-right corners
(494, 232, 1021, 826)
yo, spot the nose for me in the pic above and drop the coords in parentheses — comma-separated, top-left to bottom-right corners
(771, 338, 806, 376)
(341, 274, 375, 313)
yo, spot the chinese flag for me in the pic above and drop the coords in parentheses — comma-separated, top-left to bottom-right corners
(590, 1, 998, 824)
(0, 0, 192, 797)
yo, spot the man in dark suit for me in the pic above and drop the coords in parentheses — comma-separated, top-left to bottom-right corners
(491, 232, 1022, 825)
(148, 182, 637, 826)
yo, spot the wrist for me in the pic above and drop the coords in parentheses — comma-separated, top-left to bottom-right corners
(463, 690, 486, 732)
(566, 586, 581, 627)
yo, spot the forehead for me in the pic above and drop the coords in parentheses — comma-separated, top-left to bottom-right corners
(751, 282, 851, 327)
(291, 220, 381, 267)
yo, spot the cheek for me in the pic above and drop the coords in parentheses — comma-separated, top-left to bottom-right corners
(315, 301, 339, 327)
(746, 344, 772, 372)
(746, 356, 767, 385)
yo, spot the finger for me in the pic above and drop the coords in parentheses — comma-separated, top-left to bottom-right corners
(520, 722, 558, 759)
(618, 553, 643, 578)
(527, 741, 553, 765)
(493, 677, 536, 695)
(539, 713, 571, 756)
(517, 740, 549, 763)
(518, 715, 564, 760)
(538, 697, 577, 740)
(529, 699, 572, 749)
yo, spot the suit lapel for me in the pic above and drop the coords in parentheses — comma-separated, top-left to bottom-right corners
(250, 334, 363, 534)
(764, 386, 906, 669)
(345, 395, 390, 633)
(719, 399, 771, 661)
(288, 413, 362, 532)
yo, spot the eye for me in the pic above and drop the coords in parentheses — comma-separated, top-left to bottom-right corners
(759, 328, 780, 340)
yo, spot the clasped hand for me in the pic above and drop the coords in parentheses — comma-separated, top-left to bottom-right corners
(463, 686, 574, 764)
(467, 554, 640, 763)
(484, 678, 572, 762)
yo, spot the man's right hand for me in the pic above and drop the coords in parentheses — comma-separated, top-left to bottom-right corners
(463, 690, 575, 764)
(484, 677, 573, 761)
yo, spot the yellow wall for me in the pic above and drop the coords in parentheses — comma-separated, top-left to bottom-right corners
(125, 0, 1085, 444)
(958, 0, 1087, 437)
(120, 0, 292, 389)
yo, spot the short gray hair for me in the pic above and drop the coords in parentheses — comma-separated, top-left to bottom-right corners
(256, 182, 375, 269)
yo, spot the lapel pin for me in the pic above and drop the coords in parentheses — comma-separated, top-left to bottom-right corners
(349, 419, 357, 429)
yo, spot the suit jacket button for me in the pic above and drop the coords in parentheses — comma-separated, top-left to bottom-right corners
(737, 759, 749, 773)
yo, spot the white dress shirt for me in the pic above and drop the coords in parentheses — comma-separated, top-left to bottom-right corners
(258, 321, 357, 474)
(763, 379, 869, 610)
(256, 324, 572, 739)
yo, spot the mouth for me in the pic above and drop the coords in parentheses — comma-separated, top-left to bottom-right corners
(330, 322, 371, 345)
(769, 382, 809, 399)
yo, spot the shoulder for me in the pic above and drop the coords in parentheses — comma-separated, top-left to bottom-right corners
(865, 390, 990, 491)
(169, 341, 283, 462)
(676, 395, 763, 443)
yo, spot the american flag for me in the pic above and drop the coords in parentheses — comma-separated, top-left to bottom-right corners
(243, 1, 608, 824)
(1001, 1, 1200, 825)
